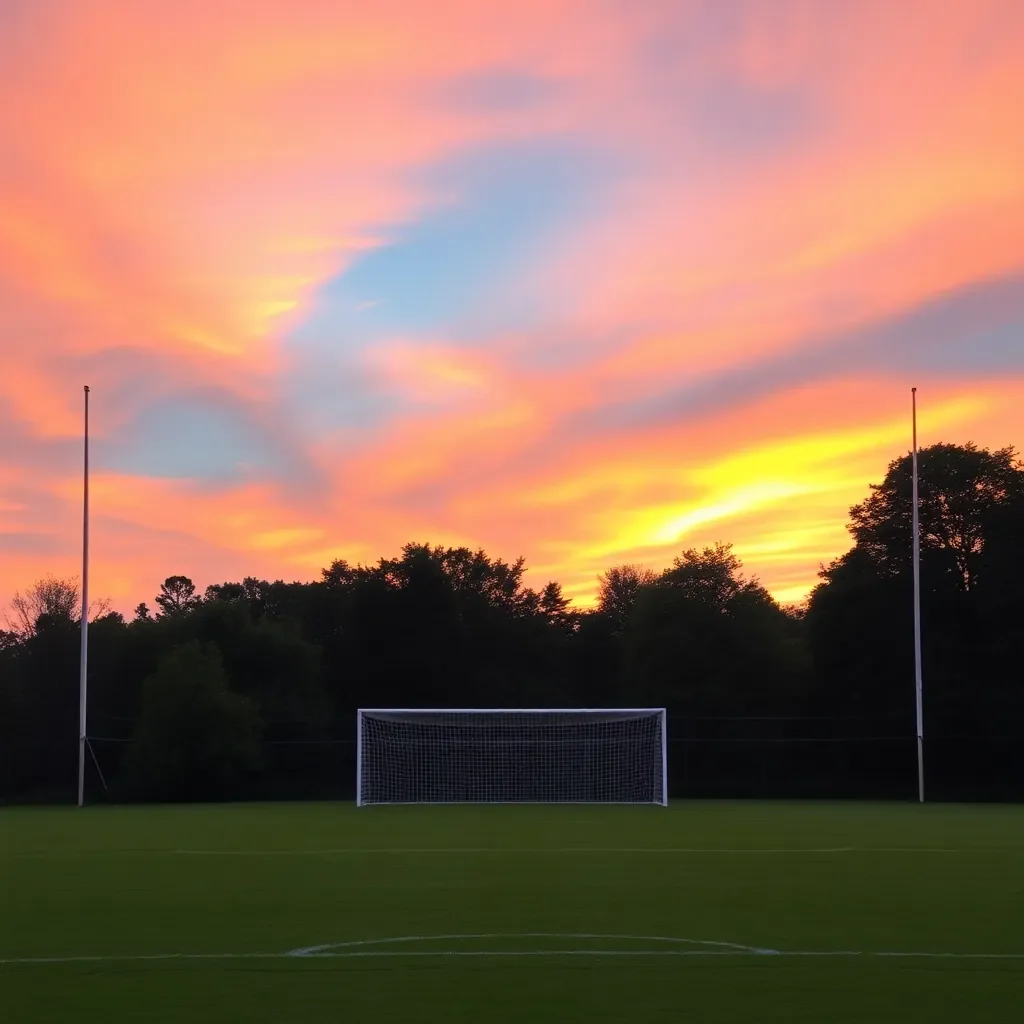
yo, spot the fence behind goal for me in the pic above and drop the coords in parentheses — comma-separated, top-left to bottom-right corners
(74, 714, 1024, 804)
(356, 708, 668, 806)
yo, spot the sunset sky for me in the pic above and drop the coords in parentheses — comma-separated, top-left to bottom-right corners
(2, 0, 1023, 616)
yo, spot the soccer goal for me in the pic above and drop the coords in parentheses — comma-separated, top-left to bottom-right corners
(356, 708, 668, 806)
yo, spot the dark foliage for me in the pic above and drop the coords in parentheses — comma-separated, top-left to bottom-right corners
(1, 442, 1020, 803)
(124, 642, 262, 801)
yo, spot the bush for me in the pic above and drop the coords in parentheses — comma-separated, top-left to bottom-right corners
(124, 641, 262, 801)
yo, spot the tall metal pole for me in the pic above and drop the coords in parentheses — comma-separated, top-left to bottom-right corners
(911, 387, 924, 803)
(78, 385, 90, 808)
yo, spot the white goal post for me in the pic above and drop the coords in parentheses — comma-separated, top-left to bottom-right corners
(356, 708, 668, 806)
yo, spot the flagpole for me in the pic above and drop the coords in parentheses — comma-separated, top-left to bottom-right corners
(77, 385, 90, 808)
(911, 387, 924, 803)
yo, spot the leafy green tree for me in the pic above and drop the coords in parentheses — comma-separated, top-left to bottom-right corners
(125, 641, 262, 801)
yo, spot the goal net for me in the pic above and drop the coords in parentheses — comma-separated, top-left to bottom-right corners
(356, 708, 667, 806)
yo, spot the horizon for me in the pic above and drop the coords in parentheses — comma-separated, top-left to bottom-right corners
(3, 0, 1023, 616)
(4, 435, 1014, 623)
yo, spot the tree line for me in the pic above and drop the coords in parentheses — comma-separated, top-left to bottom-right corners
(1, 441, 1021, 803)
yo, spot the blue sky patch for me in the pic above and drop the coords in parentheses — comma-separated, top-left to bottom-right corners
(99, 391, 309, 486)
(279, 138, 612, 433)
(288, 138, 609, 350)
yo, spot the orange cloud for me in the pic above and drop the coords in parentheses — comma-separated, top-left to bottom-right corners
(1, 0, 1022, 618)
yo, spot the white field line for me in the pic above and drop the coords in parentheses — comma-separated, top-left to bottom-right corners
(4, 949, 1023, 965)
(167, 846, 985, 855)
(7, 846, 1010, 858)
(7, 951, 1024, 965)
(3, 933, 1023, 967)
(287, 933, 771, 956)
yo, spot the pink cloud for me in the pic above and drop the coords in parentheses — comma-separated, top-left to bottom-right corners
(1, 0, 1022, 615)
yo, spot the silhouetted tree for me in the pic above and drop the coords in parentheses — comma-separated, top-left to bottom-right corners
(0, 630, 29, 795)
(154, 576, 201, 618)
(626, 543, 807, 712)
(1, 439, 1020, 803)
(806, 546, 911, 721)
(538, 581, 573, 627)
(5, 575, 110, 637)
(163, 597, 327, 722)
(7, 576, 79, 635)
(849, 443, 1021, 590)
(808, 441, 1024, 753)
(597, 564, 657, 633)
(124, 642, 262, 801)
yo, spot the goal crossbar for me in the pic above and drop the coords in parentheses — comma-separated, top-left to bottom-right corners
(359, 708, 665, 714)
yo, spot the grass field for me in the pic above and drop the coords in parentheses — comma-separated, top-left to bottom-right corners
(2, 801, 1023, 1022)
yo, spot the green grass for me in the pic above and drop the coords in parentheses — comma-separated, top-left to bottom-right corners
(2, 802, 1023, 1022)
